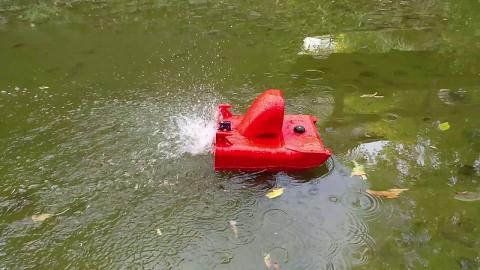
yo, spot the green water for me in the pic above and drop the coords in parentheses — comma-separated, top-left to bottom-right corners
(1, 0, 480, 269)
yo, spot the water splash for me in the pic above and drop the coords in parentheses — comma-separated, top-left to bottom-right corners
(169, 113, 216, 156)
(155, 94, 217, 159)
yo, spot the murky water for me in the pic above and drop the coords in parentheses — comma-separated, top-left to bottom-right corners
(1, 0, 480, 269)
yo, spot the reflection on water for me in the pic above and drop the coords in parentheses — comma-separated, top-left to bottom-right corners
(347, 140, 390, 164)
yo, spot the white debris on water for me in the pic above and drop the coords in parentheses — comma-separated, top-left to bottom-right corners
(300, 35, 336, 57)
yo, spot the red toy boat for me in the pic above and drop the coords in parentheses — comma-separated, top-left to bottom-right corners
(214, 89, 332, 171)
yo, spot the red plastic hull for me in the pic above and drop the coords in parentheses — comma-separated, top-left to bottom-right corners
(214, 90, 331, 171)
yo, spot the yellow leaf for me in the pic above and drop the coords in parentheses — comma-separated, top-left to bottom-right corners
(351, 161, 367, 180)
(264, 253, 272, 268)
(367, 188, 408, 199)
(31, 213, 53, 222)
(438, 122, 450, 131)
(266, 188, 284, 199)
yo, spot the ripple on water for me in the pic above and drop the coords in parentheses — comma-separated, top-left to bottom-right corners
(304, 69, 325, 81)
(1, 82, 383, 269)
(261, 208, 294, 228)
(0, 86, 227, 268)
(162, 157, 379, 270)
(341, 190, 382, 221)
(334, 198, 377, 268)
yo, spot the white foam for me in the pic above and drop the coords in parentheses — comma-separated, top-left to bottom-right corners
(155, 94, 218, 159)
(171, 113, 216, 156)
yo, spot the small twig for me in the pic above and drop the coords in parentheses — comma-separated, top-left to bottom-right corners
(54, 208, 69, 216)
(360, 92, 384, 98)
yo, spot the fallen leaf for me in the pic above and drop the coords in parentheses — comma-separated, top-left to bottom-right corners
(273, 262, 281, 270)
(360, 92, 384, 98)
(454, 191, 480, 202)
(264, 253, 273, 269)
(156, 228, 163, 236)
(266, 188, 284, 199)
(229, 220, 238, 238)
(367, 188, 408, 199)
(39, 86, 49, 90)
(351, 161, 367, 180)
(31, 213, 53, 222)
(438, 122, 450, 131)
(220, 253, 233, 264)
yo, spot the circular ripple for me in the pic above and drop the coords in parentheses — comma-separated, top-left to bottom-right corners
(304, 69, 325, 80)
(261, 208, 294, 228)
(341, 190, 382, 221)
(259, 211, 341, 270)
(339, 212, 376, 267)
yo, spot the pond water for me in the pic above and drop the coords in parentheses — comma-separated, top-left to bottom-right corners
(1, 0, 480, 269)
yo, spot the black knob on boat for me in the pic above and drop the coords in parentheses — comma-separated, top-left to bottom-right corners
(293, 125, 305, 134)
(219, 121, 232, 131)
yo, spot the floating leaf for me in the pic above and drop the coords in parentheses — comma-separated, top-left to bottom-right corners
(156, 228, 163, 236)
(454, 191, 480, 202)
(367, 188, 408, 199)
(360, 92, 384, 98)
(273, 262, 281, 270)
(264, 253, 273, 269)
(220, 253, 233, 264)
(31, 213, 53, 222)
(266, 187, 284, 199)
(438, 122, 450, 131)
(229, 220, 238, 238)
(351, 161, 367, 180)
